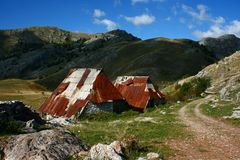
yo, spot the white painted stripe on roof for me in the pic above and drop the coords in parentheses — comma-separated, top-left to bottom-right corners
(58, 68, 101, 112)
(62, 69, 85, 98)
(115, 76, 134, 84)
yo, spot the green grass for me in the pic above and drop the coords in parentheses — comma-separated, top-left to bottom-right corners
(67, 103, 189, 159)
(0, 79, 51, 110)
(201, 103, 240, 126)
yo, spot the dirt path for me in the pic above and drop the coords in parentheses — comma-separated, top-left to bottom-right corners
(167, 99, 240, 160)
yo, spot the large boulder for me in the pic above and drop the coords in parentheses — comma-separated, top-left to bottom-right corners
(0, 101, 43, 123)
(3, 129, 88, 160)
(0, 101, 45, 133)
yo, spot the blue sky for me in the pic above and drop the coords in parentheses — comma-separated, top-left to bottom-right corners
(0, 0, 240, 40)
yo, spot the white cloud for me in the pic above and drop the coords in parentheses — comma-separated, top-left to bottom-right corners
(165, 17, 171, 21)
(131, 0, 165, 5)
(172, 6, 178, 15)
(193, 20, 240, 38)
(94, 19, 117, 31)
(131, 0, 149, 5)
(182, 4, 226, 25)
(124, 14, 155, 26)
(188, 24, 194, 29)
(114, 0, 121, 6)
(182, 4, 211, 21)
(179, 17, 186, 24)
(152, 0, 165, 2)
(213, 16, 225, 25)
(93, 9, 106, 18)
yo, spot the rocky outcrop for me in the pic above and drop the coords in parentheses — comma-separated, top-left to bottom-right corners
(0, 101, 45, 133)
(199, 34, 240, 59)
(3, 129, 88, 160)
(106, 29, 141, 42)
(194, 51, 240, 101)
(0, 101, 44, 123)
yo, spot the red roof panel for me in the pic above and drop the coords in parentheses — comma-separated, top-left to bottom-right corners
(39, 68, 123, 118)
(115, 76, 164, 110)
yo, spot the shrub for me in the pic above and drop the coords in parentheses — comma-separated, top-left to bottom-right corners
(0, 121, 23, 135)
(176, 77, 210, 100)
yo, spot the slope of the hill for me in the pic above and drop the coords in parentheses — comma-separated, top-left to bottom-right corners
(196, 51, 240, 100)
(0, 79, 51, 109)
(199, 34, 240, 59)
(0, 26, 216, 90)
(173, 51, 240, 101)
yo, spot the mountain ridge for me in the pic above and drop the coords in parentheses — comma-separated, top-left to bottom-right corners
(0, 26, 238, 90)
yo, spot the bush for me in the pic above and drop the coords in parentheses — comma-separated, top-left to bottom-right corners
(176, 77, 210, 100)
(0, 121, 23, 135)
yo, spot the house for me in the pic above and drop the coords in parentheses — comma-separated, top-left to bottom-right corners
(39, 68, 126, 118)
(114, 76, 165, 111)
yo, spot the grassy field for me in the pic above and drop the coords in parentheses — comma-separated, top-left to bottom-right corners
(0, 78, 192, 159)
(0, 79, 51, 110)
(67, 103, 190, 159)
(201, 102, 240, 126)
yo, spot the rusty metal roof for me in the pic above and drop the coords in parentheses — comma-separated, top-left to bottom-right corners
(39, 68, 123, 118)
(114, 76, 164, 110)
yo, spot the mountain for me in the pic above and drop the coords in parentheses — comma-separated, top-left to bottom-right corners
(0, 26, 216, 90)
(196, 51, 240, 100)
(199, 34, 240, 59)
(175, 51, 240, 101)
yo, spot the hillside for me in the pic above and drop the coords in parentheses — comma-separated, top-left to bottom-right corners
(196, 51, 240, 100)
(171, 51, 240, 102)
(0, 79, 51, 109)
(199, 34, 240, 59)
(0, 26, 91, 57)
(0, 26, 217, 90)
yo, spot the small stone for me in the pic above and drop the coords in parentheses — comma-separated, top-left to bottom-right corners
(25, 119, 39, 129)
(90, 141, 125, 160)
(147, 152, 160, 160)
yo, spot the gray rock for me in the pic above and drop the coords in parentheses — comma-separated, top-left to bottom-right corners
(89, 141, 125, 160)
(0, 101, 44, 124)
(0, 101, 45, 133)
(48, 117, 73, 126)
(25, 119, 39, 129)
(21, 119, 40, 133)
(231, 107, 240, 119)
(4, 129, 88, 160)
(236, 92, 240, 101)
(219, 87, 229, 100)
(147, 152, 161, 160)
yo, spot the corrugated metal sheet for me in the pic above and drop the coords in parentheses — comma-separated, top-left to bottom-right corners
(114, 76, 164, 110)
(39, 68, 123, 118)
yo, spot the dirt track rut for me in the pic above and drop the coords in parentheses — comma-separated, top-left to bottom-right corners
(167, 99, 240, 160)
